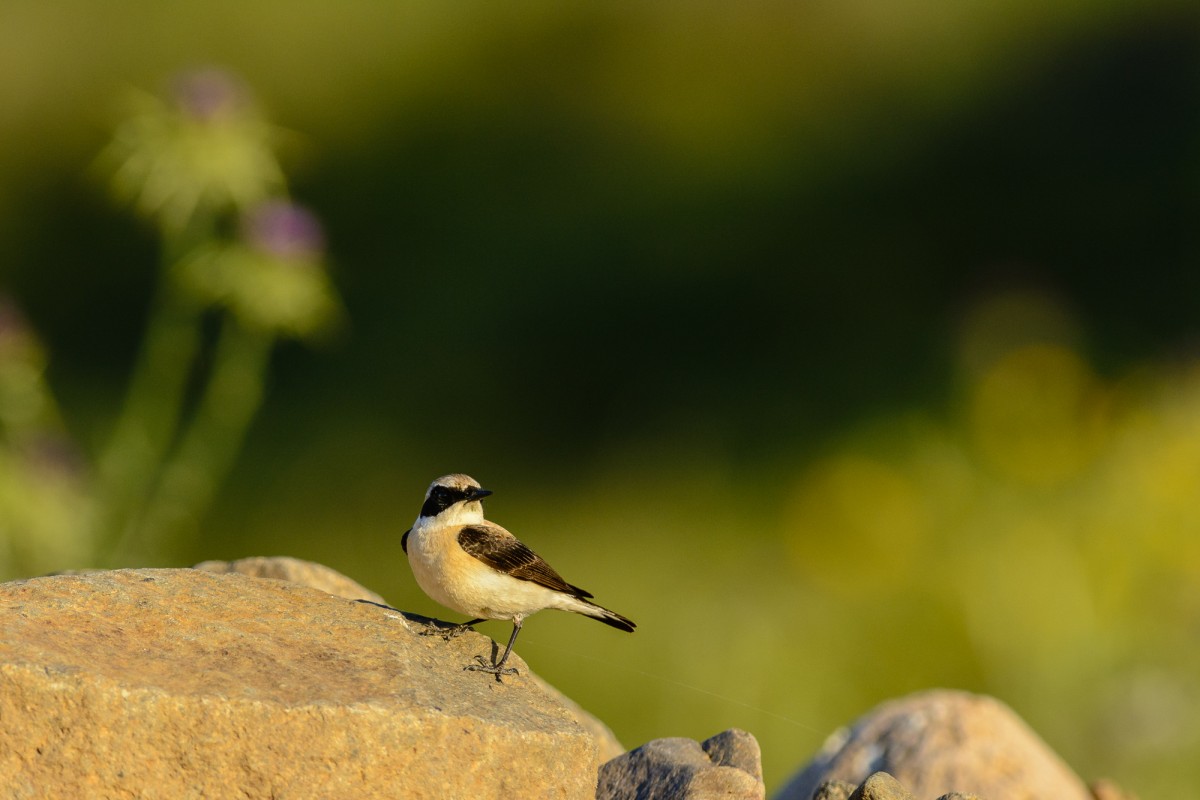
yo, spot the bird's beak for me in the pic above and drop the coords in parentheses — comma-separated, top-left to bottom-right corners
(468, 488, 493, 501)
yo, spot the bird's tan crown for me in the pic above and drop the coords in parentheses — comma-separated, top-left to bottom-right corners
(426, 473, 482, 500)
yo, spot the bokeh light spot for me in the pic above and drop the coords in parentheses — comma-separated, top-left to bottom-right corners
(969, 343, 1107, 487)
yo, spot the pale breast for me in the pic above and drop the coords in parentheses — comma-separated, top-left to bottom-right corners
(407, 525, 474, 615)
(407, 524, 564, 620)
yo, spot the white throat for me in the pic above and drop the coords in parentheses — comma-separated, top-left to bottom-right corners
(414, 500, 485, 531)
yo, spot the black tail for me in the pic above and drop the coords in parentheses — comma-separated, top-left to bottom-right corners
(582, 601, 636, 633)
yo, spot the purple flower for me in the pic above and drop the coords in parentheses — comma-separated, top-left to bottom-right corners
(243, 201, 326, 262)
(24, 434, 85, 480)
(0, 296, 29, 342)
(0, 295, 36, 357)
(170, 67, 249, 122)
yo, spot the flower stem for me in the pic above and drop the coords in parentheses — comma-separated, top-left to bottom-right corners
(117, 316, 274, 563)
(94, 277, 204, 565)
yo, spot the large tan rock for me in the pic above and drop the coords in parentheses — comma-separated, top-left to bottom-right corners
(0, 568, 603, 799)
(775, 690, 1092, 800)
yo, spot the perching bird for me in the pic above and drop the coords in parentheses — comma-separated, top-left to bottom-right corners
(402, 473, 635, 676)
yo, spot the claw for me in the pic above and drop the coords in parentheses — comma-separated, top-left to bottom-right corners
(464, 654, 518, 677)
(419, 621, 476, 641)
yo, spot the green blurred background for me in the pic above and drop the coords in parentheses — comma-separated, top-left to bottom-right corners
(3, 1, 1199, 794)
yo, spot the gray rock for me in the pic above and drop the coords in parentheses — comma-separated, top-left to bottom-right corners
(775, 690, 1091, 800)
(701, 727, 763, 783)
(812, 780, 857, 800)
(0, 568, 605, 799)
(849, 772, 916, 800)
(597, 728, 764, 800)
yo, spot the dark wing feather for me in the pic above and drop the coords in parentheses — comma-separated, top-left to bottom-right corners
(402, 529, 410, 554)
(458, 524, 593, 599)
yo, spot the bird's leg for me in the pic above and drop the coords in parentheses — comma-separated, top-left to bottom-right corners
(466, 619, 522, 677)
(420, 618, 485, 641)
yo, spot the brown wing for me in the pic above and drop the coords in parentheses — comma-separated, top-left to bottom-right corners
(458, 524, 593, 599)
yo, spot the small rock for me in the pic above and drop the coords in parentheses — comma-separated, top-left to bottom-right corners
(849, 773, 916, 800)
(193, 555, 387, 603)
(812, 780, 858, 800)
(0, 568, 605, 799)
(597, 729, 765, 800)
(775, 690, 1092, 800)
(701, 728, 763, 783)
(935, 794, 985, 800)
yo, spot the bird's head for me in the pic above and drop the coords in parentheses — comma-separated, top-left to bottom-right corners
(418, 473, 492, 524)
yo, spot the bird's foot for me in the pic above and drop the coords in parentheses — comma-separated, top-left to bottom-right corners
(420, 621, 477, 641)
(464, 655, 518, 677)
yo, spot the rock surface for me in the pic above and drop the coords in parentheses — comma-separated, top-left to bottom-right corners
(0, 568, 605, 799)
(193, 555, 387, 604)
(775, 690, 1093, 800)
(596, 728, 764, 800)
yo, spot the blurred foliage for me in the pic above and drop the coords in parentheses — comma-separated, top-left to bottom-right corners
(0, 300, 90, 573)
(2, 1, 1200, 796)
